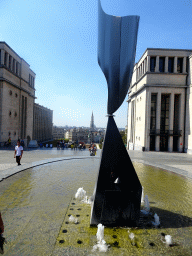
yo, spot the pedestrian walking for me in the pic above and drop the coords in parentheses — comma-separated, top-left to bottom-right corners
(14, 139, 23, 166)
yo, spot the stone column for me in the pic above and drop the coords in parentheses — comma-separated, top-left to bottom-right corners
(12, 59, 15, 73)
(0, 49, 5, 65)
(165, 56, 168, 72)
(146, 56, 150, 72)
(183, 57, 186, 73)
(145, 91, 151, 151)
(144, 58, 147, 74)
(18, 63, 21, 77)
(136, 68, 138, 81)
(174, 56, 177, 73)
(155, 56, 159, 72)
(155, 92, 161, 151)
(178, 92, 185, 152)
(168, 93, 174, 152)
(5, 53, 9, 68)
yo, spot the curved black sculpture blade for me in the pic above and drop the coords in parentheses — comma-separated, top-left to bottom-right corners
(98, 0, 139, 114)
(90, 116, 142, 226)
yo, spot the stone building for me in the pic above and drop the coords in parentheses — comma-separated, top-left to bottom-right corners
(92, 131, 105, 143)
(33, 103, 53, 142)
(0, 42, 35, 146)
(127, 48, 192, 153)
(53, 126, 65, 140)
(66, 128, 89, 143)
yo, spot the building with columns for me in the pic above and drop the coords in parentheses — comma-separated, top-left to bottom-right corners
(127, 48, 192, 153)
(0, 42, 35, 146)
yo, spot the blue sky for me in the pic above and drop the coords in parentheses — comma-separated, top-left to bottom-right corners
(1, 0, 192, 128)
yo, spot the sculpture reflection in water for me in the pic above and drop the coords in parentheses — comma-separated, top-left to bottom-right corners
(90, 0, 142, 227)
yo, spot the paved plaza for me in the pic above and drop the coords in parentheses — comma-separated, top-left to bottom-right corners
(0, 148, 192, 181)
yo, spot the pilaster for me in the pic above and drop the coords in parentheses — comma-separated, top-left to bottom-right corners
(5, 53, 9, 68)
(168, 93, 174, 152)
(155, 92, 161, 151)
(0, 49, 5, 65)
(145, 91, 151, 151)
(165, 56, 168, 72)
(174, 56, 177, 73)
(147, 56, 150, 72)
(155, 56, 159, 72)
(178, 92, 185, 152)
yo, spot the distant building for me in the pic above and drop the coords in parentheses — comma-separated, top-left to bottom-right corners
(66, 128, 89, 143)
(53, 126, 65, 140)
(92, 131, 105, 143)
(33, 103, 53, 142)
(0, 42, 35, 146)
(127, 48, 192, 153)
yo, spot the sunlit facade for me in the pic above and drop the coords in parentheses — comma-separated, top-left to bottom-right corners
(0, 42, 35, 146)
(127, 48, 192, 153)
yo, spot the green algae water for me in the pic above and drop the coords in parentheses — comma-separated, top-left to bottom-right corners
(0, 157, 192, 255)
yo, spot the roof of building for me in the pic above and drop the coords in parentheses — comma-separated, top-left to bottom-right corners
(0, 41, 36, 75)
(136, 47, 192, 65)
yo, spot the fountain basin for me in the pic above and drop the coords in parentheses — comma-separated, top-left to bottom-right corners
(0, 156, 192, 255)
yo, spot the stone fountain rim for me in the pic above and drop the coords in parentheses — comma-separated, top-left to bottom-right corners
(0, 156, 191, 183)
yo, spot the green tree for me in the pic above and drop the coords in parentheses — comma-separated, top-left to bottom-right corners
(120, 130, 127, 145)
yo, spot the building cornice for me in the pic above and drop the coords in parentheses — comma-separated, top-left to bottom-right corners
(0, 65, 36, 91)
(0, 77, 36, 99)
(131, 71, 188, 89)
(0, 41, 36, 74)
(127, 83, 187, 102)
(135, 47, 192, 66)
(34, 103, 53, 112)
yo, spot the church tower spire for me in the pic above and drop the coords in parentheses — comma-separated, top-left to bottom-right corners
(90, 111, 95, 131)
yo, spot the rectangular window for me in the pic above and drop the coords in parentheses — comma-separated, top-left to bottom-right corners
(16, 62, 18, 74)
(150, 57, 156, 72)
(173, 94, 180, 132)
(12, 59, 15, 73)
(21, 96, 24, 139)
(160, 94, 170, 132)
(159, 57, 165, 72)
(168, 57, 174, 73)
(177, 58, 183, 73)
(24, 97, 27, 139)
(150, 94, 157, 130)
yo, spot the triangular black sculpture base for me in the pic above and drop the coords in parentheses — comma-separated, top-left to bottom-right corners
(90, 116, 142, 227)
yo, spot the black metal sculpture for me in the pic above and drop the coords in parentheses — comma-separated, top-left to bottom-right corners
(90, 0, 142, 227)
